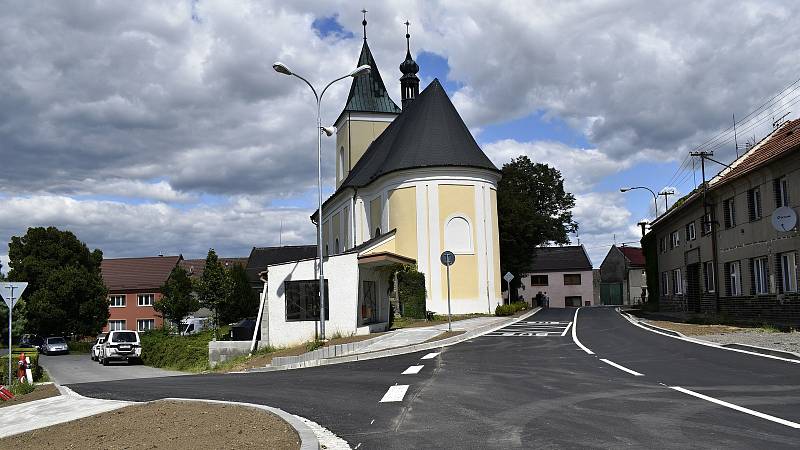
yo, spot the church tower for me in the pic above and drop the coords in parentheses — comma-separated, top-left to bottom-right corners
(334, 11, 401, 188)
(399, 21, 420, 108)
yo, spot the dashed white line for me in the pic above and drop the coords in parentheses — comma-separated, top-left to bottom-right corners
(560, 322, 572, 337)
(571, 308, 594, 354)
(379, 385, 410, 403)
(421, 352, 440, 360)
(402, 365, 424, 375)
(600, 358, 644, 376)
(669, 386, 800, 429)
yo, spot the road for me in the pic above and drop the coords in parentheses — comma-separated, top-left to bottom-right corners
(70, 308, 800, 448)
(40, 353, 185, 384)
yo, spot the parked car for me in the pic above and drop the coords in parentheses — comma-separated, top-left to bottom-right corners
(99, 330, 142, 366)
(41, 336, 69, 355)
(19, 334, 44, 350)
(91, 333, 107, 361)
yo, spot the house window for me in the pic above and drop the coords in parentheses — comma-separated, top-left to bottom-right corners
(752, 257, 769, 295)
(703, 261, 715, 293)
(660, 237, 667, 253)
(565, 296, 582, 307)
(137, 294, 154, 306)
(660, 272, 668, 296)
(670, 230, 680, 249)
(109, 295, 126, 307)
(444, 216, 473, 254)
(530, 275, 548, 286)
(726, 261, 742, 296)
(137, 319, 155, 332)
(780, 252, 797, 293)
(747, 187, 762, 221)
(672, 269, 683, 294)
(285, 280, 330, 321)
(108, 320, 126, 331)
(702, 212, 713, 235)
(686, 222, 696, 241)
(722, 197, 736, 228)
(563, 274, 582, 285)
(775, 176, 789, 207)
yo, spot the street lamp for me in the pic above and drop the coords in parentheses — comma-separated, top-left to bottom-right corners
(620, 186, 659, 218)
(273, 61, 371, 340)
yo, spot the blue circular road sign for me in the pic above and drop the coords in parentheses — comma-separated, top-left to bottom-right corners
(440, 251, 456, 266)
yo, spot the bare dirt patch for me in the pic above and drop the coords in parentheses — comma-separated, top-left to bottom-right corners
(647, 320, 748, 336)
(1, 400, 300, 450)
(0, 383, 59, 409)
(422, 330, 465, 344)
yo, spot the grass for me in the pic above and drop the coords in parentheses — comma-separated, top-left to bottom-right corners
(759, 324, 782, 333)
(139, 326, 230, 372)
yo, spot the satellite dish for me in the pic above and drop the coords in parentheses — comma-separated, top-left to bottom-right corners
(772, 206, 798, 232)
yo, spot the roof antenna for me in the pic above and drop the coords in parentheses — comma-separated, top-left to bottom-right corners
(279, 219, 283, 246)
(361, 9, 368, 41)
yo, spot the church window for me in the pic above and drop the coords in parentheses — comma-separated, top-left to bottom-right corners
(375, 227, 381, 237)
(445, 216, 473, 254)
(335, 238, 340, 254)
(338, 147, 345, 180)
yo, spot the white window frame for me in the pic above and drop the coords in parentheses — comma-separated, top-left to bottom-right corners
(687, 222, 696, 241)
(137, 293, 155, 307)
(670, 231, 680, 249)
(704, 261, 715, 293)
(702, 212, 712, 234)
(109, 295, 126, 308)
(660, 272, 668, 296)
(444, 215, 474, 254)
(729, 261, 742, 296)
(724, 197, 736, 228)
(108, 320, 126, 331)
(137, 319, 155, 332)
(753, 257, 769, 295)
(751, 187, 762, 220)
(781, 252, 797, 293)
(778, 176, 789, 207)
(673, 269, 683, 294)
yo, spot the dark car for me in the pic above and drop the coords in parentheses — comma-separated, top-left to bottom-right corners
(19, 334, 44, 349)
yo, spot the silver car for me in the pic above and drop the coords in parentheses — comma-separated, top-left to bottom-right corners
(42, 336, 69, 355)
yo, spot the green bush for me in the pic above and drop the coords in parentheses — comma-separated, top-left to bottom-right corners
(9, 380, 35, 395)
(68, 340, 93, 353)
(398, 270, 426, 319)
(1, 350, 42, 385)
(139, 326, 228, 372)
(495, 301, 529, 316)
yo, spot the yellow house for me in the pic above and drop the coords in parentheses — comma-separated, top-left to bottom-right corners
(317, 25, 503, 315)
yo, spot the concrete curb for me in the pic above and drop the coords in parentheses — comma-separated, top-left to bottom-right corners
(251, 308, 541, 373)
(163, 398, 320, 450)
(721, 343, 800, 361)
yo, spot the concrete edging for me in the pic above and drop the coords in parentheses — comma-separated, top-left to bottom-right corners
(163, 398, 320, 450)
(721, 343, 800, 361)
(254, 308, 542, 372)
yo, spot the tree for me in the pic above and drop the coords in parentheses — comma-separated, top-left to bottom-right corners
(219, 263, 258, 324)
(195, 249, 231, 338)
(497, 156, 578, 292)
(7, 227, 108, 336)
(154, 266, 198, 332)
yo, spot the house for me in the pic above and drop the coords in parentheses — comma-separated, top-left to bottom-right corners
(101, 255, 182, 332)
(599, 245, 647, 305)
(257, 20, 503, 348)
(647, 118, 800, 325)
(244, 246, 317, 297)
(518, 245, 596, 308)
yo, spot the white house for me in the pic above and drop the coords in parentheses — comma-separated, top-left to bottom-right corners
(519, 246, 596, 308)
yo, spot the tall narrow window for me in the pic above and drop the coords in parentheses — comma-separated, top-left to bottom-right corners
(775, 177, 789, 207)
(660, 237, 667, 253)
(670, 230, 680, 249)
(338, 147, 346, 181)
(703, 261, 715, 293)
(702, 212, 713, 235)
(780, 252, 797, 293)
(723, 197, 736, 228)
(686, 222, 696, 241)
(728, 261, 742, 296)
(335, 238, 340, 254)
(660, 272, 668, 296)
(752, 257, 769, 295)
(747, 187, 762, 221)
(672, 269, 683, 294)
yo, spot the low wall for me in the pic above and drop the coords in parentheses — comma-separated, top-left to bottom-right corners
(208, 341, 252, 368)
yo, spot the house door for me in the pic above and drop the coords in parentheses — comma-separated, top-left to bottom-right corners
(600, 283, 623, 305)
(686, 263, 701, 313)
(361, 281, 378, 324)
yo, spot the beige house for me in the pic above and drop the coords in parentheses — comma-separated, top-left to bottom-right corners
(518, 246, 596, 308)
(648, 119, 800, 325)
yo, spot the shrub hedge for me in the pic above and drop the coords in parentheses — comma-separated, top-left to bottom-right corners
(139, 327, 227, 372)
(398, 270, 426, 319)
(0, 349, 42, 385)
(495, 301, 529, 316)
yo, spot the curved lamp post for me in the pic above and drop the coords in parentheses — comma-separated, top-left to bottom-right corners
(620, 186, 659, 218)
(273, 62, 370, 340)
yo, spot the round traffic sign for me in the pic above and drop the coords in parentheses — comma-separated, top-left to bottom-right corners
(440, 251, 456, 266)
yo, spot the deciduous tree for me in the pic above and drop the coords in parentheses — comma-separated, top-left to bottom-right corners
(154, 266, 198, 332)
(219, 263, 258, 324)
(195, 249, 231, 338)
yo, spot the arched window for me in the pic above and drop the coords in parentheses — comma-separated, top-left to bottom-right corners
(375, 227, 381, 237)
(338, 147, 345, 180)
(445, 216, 473, 254)
(325, 244, 329, 257)
(335, 238, 340, 254)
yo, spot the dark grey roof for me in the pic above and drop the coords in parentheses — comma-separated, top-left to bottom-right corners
(339, 79, 499, 190)
(336, 40, 401, 124)
(527, 246, 593, 272)
(245, 245, 317, 288)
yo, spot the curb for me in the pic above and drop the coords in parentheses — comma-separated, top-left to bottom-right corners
(251, 308, 542, 373)
(163, 398, 320, 450)
(721, 343, 800, 361)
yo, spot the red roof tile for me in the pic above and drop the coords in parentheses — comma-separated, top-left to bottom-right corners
(179, 257, 248, 279)
(618, 246, 645, 267)
(715, 118, 800, 186)
(101, 256, 182, 292)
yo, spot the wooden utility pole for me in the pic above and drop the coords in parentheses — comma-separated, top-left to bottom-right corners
(658, 190, 675, 212)
(690, 150, 719, 312)
(637, 221, 649, 237)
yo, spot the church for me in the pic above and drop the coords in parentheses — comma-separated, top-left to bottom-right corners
(257, 19, 502, 347)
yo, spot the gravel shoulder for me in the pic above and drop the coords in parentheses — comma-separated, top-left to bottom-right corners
(646, 319, 800, 354)
(0, 400, 300, 449)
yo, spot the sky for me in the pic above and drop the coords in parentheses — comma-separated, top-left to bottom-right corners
(1, 0, 798, 273)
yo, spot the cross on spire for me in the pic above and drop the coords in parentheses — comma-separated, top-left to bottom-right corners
(405, 21, 410, 52)
(362, 9, 368, 40)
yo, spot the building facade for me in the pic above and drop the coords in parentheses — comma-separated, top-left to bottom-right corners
(599, 245, 647, 305)
(518, 246, 596, 308)
(649, 119, 800, 325)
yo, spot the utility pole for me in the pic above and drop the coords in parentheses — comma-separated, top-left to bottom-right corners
(690, 150, 720, 312)
(658, 190, 675, 212)
(637, 221, 649, 237)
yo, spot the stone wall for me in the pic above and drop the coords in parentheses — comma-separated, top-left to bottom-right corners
(208, 341, 252, 368)
(658, 293, 800, 327)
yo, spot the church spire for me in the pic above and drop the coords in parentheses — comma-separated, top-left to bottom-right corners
(361, 9, 368, 40)
(399, 20, 420, 109)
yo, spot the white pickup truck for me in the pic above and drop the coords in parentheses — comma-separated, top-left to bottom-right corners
(99, 330, 142, 366)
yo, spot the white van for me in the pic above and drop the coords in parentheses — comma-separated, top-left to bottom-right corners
(100, 330, 142, 365)
(180, 317, 210, 335)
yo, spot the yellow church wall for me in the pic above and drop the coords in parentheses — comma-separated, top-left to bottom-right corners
(438, 184, 479, 301)
(360, 237, 396, 256)
(369, 196, 382, 238)
(490, 188, 502, 300)
(348, 121, 390, 170)
(335, 121, 350, 187)
(388, 187, 417, 260)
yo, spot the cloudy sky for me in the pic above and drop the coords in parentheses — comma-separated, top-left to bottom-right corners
(1, 0, 798, 272)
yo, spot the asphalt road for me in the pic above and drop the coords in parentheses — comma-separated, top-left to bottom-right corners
(40, 353, 185, 384)
(70, 308, 800, 448)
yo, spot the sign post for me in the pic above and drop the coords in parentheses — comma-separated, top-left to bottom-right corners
(440, 251, 456, 331)
(504, 272, 514, 304)
(1, 282, 28, 386)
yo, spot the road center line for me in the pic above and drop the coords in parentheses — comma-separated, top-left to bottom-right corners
(669, 386, 800, 429)
(600, 358, 644, 376)
(379, 385, 410, 403)
(402, 365, 424, 375)
(421, 352, 439, 360)
(571, 308, 594, 354)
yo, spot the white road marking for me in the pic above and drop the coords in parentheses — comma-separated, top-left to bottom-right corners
(379, 385, 410, 403)
(370, 419, 375, 425)
(560, 322, 572, 337)
(421, 352, 439, 360)
(669, 386, 800, 429)
(402, 365, 424, 375)
(600, 358, 644, 376)
(571, 308, 594, 354)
